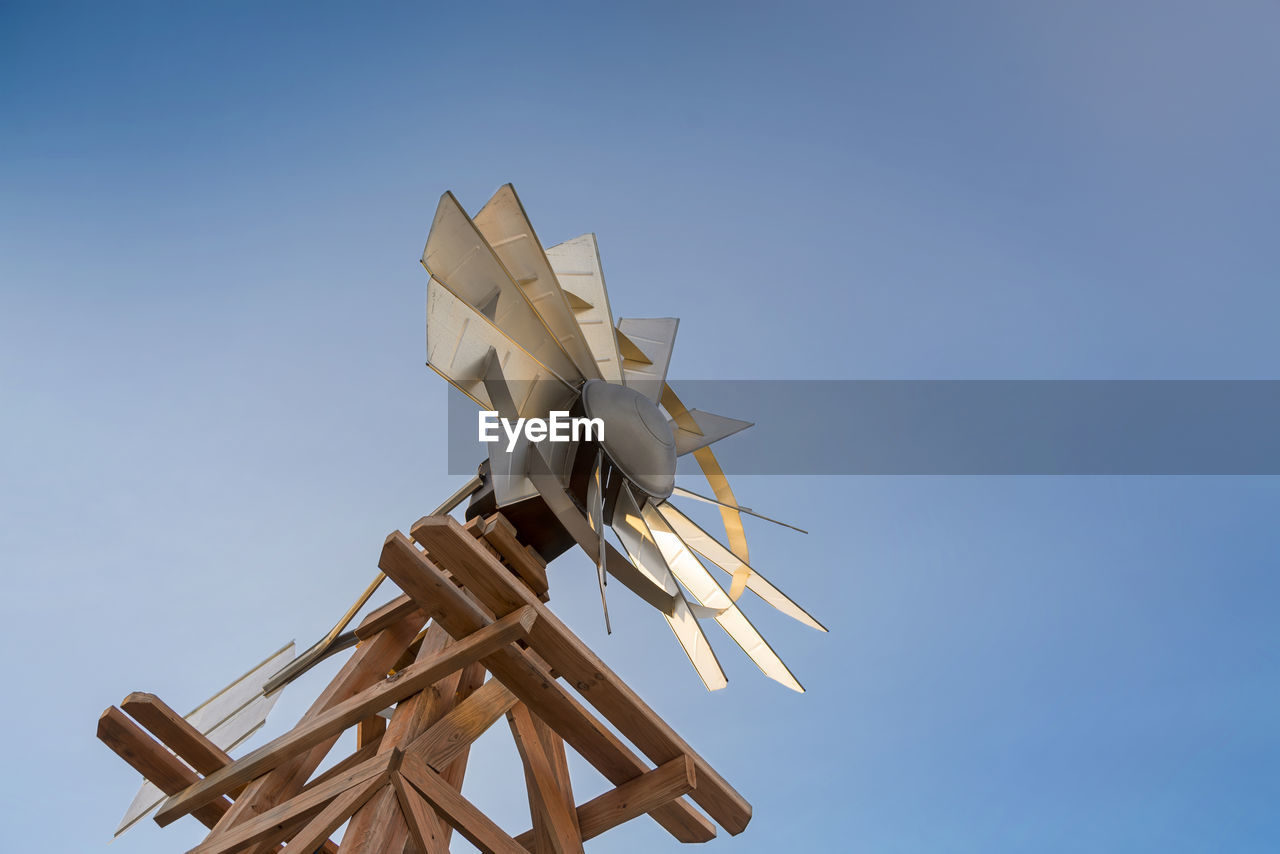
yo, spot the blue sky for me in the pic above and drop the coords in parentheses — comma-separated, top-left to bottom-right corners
(2, 2, 1278, 851)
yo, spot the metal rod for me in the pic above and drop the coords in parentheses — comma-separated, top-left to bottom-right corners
(669, 486, 809, 534)
(262, 474, 484, 693)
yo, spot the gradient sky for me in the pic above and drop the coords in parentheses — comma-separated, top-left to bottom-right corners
(3, 2, 1279, 852)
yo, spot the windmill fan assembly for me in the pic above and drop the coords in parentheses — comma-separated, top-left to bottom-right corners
(424, 184, 827, 693)
(95, 182, 830, 852)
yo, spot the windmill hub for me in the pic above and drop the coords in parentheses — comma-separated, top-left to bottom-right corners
(580, 379, 676, 500)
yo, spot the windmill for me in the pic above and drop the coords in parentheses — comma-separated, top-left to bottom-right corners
(424, 184, 826, 693)
(93, 184, 825, 852)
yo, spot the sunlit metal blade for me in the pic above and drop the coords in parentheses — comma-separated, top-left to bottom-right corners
(612, 485, 728, 691)
(616, 318, 678, 402)
(670, 485, 809, 534)
(669, 409, 754, 456)
(640, 504, 805, 692)
(544, 233, 624, 383)
(587, 447, 610, 633)
(662, 384, 750, 563)
(473, 185, 603, 381)
(427, 277, 576, 417)
(423, 191, 582, 382)
(657, 501, 827, 632)
(115, 643, 295, 835)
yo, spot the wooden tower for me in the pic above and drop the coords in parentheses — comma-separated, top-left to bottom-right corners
(97, 513, 750, 852)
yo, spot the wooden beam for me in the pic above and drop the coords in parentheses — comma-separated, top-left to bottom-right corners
(182, 608, 425, 850)
(356, 715, 386, 750)
(97, 706, 232, 830)
(301, 742, 381, 793)
(157, 606, 535, 826)
(282, 775, 386, 853)
(120, 693, 234, 779)
(477, 514, 550, 598)
(378, 532, 715, 844)
(515, 756, 696, 847)
(411, 515, 751, 835)
(399, 760, 526, 854)
(185, 754, 390, 854)
(354, 622, 455, 854)
(393, 770, 449, 853)
(435, 660, 488, 852)
(355, 595, 422, 641)
(402, 678, 517, 774)
(339, 786, 411, 853)
(508, 703, 583, 854)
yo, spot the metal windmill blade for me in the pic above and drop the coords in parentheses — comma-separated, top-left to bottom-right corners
(612, 481, 728, 691)
(473, 184, 602, 381)
(639, 502, 805, 692)
(617, 317, 678, 402)
(544, 233, 624, 383)
(424, 191, 583, 384)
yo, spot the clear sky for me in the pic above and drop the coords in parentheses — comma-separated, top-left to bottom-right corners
(3, 1, 1279, 851)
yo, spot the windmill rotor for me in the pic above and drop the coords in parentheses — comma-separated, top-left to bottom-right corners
(424, 183, 824, 692)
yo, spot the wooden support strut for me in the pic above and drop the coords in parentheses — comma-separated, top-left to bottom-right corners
(514, 755, 697, 847)
(410, 514, 752, 836)
(189, 607, 427, 854)
(96, 707, 233, 830)
(100, 509, 752, 852)
(378, 530, 717, 844)
(156, 606, 536, 827)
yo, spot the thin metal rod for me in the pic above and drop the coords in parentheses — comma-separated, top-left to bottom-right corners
(669, 486, 809, 534)
(263, 474, 484, 693)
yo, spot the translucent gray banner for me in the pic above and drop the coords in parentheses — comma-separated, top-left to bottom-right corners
(446, 381, 1280, 475)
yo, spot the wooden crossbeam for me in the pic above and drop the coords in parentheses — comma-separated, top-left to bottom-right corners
(393, 770, 449, 852)
(509, 702, 584, 853)
(355, 595, 422, 641)
(96, 706, 232, 830)
(412, 515, 752, 836)
(403, 677, 517, 773)
(400, 759, 526, 854)
(120, 693, 235, 779)
(336, 777, 410, 853)
(356, 715, 386, 749)
(378, 531, 716, 844)
(186, 609, 426, 852)
(186, 752, 391, 854)
(468, 513, 550, 598)
(346, 621, 467, 854)
(435, 660, 488, 851)
(283, 775, 386, 853)
(301, 742, 381, 793)
(157, 606, 535, 827)
(515, 756, 697, 847)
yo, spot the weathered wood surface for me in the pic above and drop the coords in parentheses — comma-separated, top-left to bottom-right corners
(190, 609, 426, 854)
(185, 753, 390, 854)
(515, 756, 697, 847)
(509, 702, 584, 853)
(400, 758, 527, 854)
(157, 607, 533, 826)
(411, 515, 750, 835)
(379, 530, 716, 844)
(97, 707, 232, 830)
